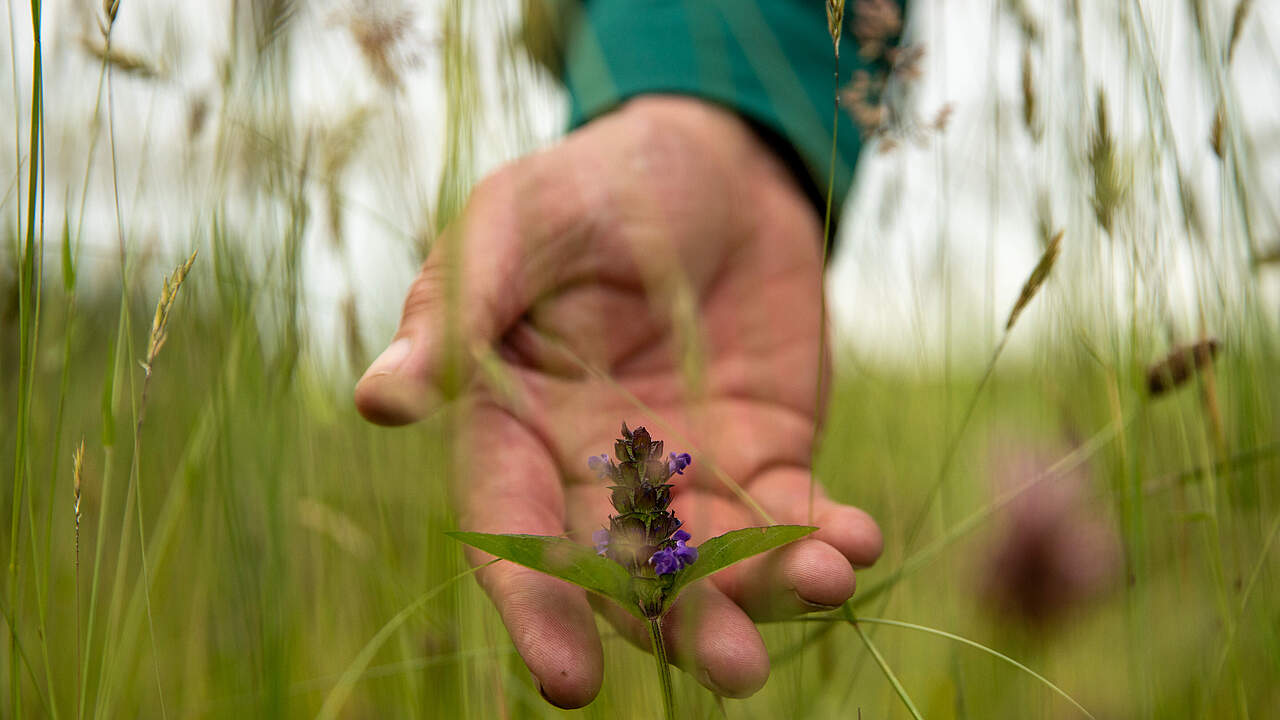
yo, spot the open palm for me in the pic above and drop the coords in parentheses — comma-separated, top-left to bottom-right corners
(355, 97, 882, 708)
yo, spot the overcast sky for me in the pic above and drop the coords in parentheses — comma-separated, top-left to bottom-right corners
(3, 0, 1277, 371)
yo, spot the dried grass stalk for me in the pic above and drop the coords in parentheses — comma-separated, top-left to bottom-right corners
(73, 439, 85, 548)
(143, 250, 198, 376)
(1146, 338, 1221, 397)
(103, 0, 120, 26)
(81, 37, 161, 79)
(1089, 91, 1125, 234)
(1254, 244, 1280, 267)
(1006, 230, 1063, 331)
(1210, 105, 1225, 158)
(827, 0, 846, 58)
(1228, 0, 1253, 63)
(1021, 45, 1040, 140)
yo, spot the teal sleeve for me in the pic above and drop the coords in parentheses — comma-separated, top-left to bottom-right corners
(558, 1, 895, 230)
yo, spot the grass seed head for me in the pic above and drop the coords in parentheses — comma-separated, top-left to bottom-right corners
(103, 0, 120, 27)
(1210, 105, 1225, 158)
(827, 0, 846, 58)
(81, 38, 161, 79)
(1006, 230, 1063, 331)
(1228, 0, 1253, 63)
(1146, 338, 1221, 397)
(1089, 90, 1126, 235)
(73, 439, 85, 522)
(144, 250, 198, 376)
(1021, 46, 1040, 140)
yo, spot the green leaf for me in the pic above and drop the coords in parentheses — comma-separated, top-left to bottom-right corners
(664, 525, 817, 611)
(446, 532, 643, 618)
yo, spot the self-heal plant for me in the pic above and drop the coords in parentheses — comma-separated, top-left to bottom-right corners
(449, 423, 816, 718)
(588, 424, 700, 615)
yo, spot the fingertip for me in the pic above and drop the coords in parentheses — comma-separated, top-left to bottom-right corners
(816, 505, 884, 569)
(664, 586, 770, 698)
(487, 570, 603, 709)
(353, 373, 437, 425)
(783, 539, 856, 608)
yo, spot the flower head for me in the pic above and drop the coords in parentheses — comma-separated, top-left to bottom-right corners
(590, 424, 697, 584)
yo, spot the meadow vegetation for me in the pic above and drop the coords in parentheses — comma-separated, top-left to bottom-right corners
(3, 0, 1278, 717)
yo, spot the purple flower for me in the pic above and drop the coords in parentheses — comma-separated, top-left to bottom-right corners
(650, 547, 681, 575)
(592, 528, 610, 556)
(587, 454, 611, 479)
(672, 530, 698, 566)
(649, 529, 698, 575)
(668, 452, 692, 476)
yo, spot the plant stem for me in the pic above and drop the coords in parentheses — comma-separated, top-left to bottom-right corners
(811, 50, 840, 526)
(648, 619, 676, 720)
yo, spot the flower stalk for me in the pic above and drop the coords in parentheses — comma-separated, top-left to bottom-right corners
(648, 618, 676, 720)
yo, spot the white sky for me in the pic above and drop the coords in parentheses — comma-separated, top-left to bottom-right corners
(3, 0, 1278, 372)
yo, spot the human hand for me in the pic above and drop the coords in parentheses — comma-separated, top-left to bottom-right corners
(354, 96, 882, 707)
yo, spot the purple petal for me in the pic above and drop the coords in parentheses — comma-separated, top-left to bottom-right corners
(587, 454, 611, 479)
(592, 529, 610, 555)
(672, 529, 691, 543)
(650, 548, 680, 575)
(673, 541, 698, 566)
(667, 452, 692, 476)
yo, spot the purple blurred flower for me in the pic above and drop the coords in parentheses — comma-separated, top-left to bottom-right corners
(592, 529, 610, 556)
(587, 454, 612, 479)
(668, 452, 692, 476)
(981, 446, 1121, 627)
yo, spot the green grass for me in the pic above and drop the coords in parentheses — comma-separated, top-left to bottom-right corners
(3, 0, 1280, 717)
(0, 282, 1275, 717)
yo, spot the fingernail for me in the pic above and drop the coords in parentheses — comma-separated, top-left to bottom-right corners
(699, 667, 729, 697)
(536, 678, 571, 709)
(362, 337, 412, 380)
(794, 590, 841, 612)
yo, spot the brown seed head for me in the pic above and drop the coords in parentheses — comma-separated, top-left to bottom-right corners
(1020, 46, 1039, 140)
(1006, 230, 1063, 331)
(827, 0, 846, 57)
(1210, 105, 1225, 158)
(1228, 0, 1253, 63)
(1146, 339, 1221, 397)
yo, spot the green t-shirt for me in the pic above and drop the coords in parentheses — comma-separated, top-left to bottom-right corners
(528, 1, 902, 231)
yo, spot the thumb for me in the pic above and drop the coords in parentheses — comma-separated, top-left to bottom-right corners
(354, 154, 593, 425)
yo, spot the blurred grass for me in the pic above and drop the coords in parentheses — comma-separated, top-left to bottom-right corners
(4, 0, 1280, 718)
(1, 267, 1276, 717)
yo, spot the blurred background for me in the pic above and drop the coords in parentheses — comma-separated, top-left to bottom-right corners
(3, 0, 1278, 717)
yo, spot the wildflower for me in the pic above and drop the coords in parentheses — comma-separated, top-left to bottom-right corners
(588, 453, 612, 479)
(589, 424, 697, 611)
(667, 452, 692, 476)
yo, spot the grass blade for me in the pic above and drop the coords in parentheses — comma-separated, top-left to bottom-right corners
(315, 561, 493, 720)
(846, 609, 923, 720)
(813, 616, 1096, 719)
